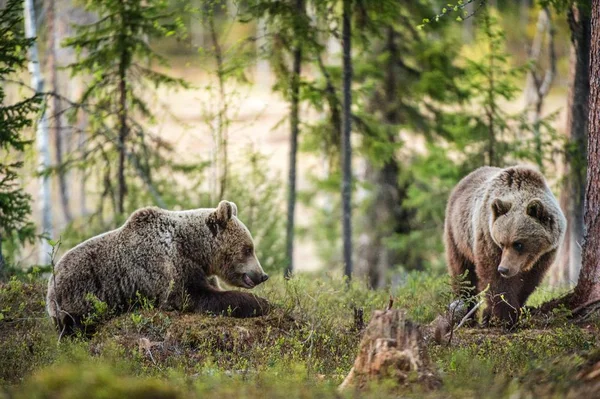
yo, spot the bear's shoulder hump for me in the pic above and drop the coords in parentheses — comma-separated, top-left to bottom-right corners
(125, 207, 164, 230)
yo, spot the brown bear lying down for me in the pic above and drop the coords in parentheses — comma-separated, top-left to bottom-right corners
(444, 166, 566, 326)
(46, 201, 270, 335)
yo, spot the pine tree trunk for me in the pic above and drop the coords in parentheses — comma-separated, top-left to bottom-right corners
(117, 31, 128, 215)
(25, 0, 53, 265)
(48, 0, 73, 226)
(208, 14, 229, 199)
(572, 0, 600, 306)
(357, 27, 412, 288)
(553, 4, 590, 287)
(341, 0, 353, 280)
(285, 0, 303, 277)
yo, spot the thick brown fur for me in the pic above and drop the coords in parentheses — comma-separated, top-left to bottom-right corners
(46, 201, 270, 334)
(444, 166, 566, 326)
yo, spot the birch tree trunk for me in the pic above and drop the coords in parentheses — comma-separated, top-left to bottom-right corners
(572, 0, 600, 306)
(553, 4, 590, 287)
(341, 0, 353, 280)
(25, 0, 53, 265)
(117, 16, 129, 216)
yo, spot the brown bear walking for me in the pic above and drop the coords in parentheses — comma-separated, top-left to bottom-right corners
(46, 200, 270, 335)
(444, 166, 566, 326)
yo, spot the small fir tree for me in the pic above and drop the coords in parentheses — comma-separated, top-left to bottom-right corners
(65, 0, 188, 220)
(0, 0, 38, 273)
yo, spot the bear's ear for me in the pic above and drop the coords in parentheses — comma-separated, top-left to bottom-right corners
(527, 199, 551, 224)
(229, 201, 238, 217)
(215, 200, 234, 226)
(491, 199, 512, 219)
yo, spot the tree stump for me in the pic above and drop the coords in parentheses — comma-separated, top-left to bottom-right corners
(339, 309, 440, 391)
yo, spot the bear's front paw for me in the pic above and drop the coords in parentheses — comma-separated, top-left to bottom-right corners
(482, 306, 518, 329)
(219, 292, 271, 318)
(238, 294, 271, 318)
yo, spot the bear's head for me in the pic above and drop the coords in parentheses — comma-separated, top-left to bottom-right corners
(208, 200, 269, 289)
(489, 198, 557, 278)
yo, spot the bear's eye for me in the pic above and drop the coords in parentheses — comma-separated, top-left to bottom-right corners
(244, 246, 254, 256)
(512, 242, 524, 252)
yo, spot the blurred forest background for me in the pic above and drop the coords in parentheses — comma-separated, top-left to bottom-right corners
(0, 0, 589, 288)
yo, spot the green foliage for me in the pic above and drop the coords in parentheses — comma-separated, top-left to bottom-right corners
(393, 10, 562, 273)
(65, 0, 189, 220)
(0, 0, 38, 270)
(224, 149, 286, 275)
(0, 278, 57, 384)
(2, 275, 598, 397)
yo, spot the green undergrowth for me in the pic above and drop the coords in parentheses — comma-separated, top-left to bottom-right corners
(1, 272, 599, 398)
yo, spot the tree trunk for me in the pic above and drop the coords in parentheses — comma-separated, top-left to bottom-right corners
(208, 14, 229, 200)
(356, 27, 412, 288)
(553, 4, 590, 287)
(117, 28, 128, 216)
(285, 0, 303, 277)
(572, 0, 600, 306)
(48, 0, 73, 226)
(523, 7, 556, 172)
(25, 0, 53, 265)
(341, 0, 353, 280)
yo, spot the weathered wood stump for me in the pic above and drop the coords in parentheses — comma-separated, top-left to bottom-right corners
(339, 309, 440, 391)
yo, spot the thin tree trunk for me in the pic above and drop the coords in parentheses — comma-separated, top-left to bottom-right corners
(341, 0, 353, 280)
(572, 0, 600, 306)
(523, 7, 556, 172)
(553, 4, 590, 287)
(209, 14, 229, 199)
(285, 0, 304, 278)
(117, 17, 128, 216)
(25, 0, 53, 265)
(486, 14, 497, 167)
(48, 0, 72, 225)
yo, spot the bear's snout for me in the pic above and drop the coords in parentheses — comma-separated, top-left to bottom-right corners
(241, 271, 269, 288)
(498, 266, 510, 277)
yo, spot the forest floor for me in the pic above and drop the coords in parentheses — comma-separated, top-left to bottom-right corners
(2, 272, 600, 398)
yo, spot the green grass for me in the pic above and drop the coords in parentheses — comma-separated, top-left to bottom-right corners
(1, 272, 598, 398)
